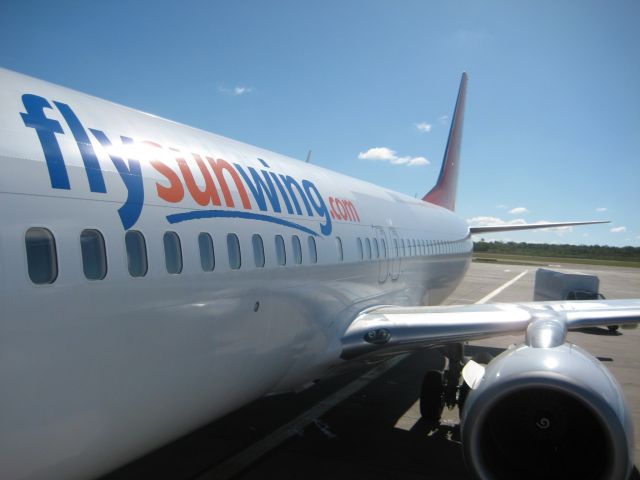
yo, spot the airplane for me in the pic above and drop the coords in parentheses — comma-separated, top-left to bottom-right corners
(0, 67, 638, 480)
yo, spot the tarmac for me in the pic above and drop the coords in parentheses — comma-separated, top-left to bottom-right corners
(103, 261, 640, 480)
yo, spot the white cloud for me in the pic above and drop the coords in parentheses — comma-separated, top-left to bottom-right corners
(496, 204, 507, 209)
(407, 157, 430, 166)
(218, 85, 253, 96)
(358, 147, 429, 167)
(610, 226, 627, 233)
(358, 147, 396, 161)
(234, 86, 252, 95)
(415, 122, 432, 133)
(438, 115, 449, 125)
(596, 207, 607, 212)
(509, 207, 529, 215)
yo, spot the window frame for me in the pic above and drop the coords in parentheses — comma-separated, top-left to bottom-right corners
(125, 230, 148, 278)
(308, 236, 318, 264)
(80, 228, 107, 280)
(198, 232, 215, 271)
(227, 233, 242, 270)
(275, 234, 286, 266)
(292, 235, 302, 265)
(252, 234, 265, 268)
(25, 227, 58, 285)
(365, 238, 372, 259)
(163, 231, 183, 274)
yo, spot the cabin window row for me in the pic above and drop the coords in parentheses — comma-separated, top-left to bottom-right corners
(24, 227, 320, 285)
(355, 236, 470, 260)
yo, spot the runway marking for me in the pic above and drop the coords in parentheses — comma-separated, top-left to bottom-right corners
(196, 353, 409, 480)
(476, 270, 529, 304)
(394, 270, 529, 431)
(394, 399, 421, 431)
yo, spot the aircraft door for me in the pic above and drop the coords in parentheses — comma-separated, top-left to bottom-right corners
(388, 228, 400, 281)
(374, 227, 389, 283)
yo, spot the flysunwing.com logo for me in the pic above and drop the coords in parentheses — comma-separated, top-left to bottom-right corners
(20, 94, 361, 236)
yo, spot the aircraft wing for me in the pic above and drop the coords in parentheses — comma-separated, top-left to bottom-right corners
(469, 220, 608, 235)
(341, 299, 640, 361)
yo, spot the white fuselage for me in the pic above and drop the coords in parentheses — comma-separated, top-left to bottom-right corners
(0, 68, 471, 479)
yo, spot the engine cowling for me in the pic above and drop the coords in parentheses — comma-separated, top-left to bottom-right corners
(460, 342, 634, 480)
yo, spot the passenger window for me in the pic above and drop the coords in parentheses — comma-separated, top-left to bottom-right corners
(25, 227, 58, 284)
(401, 239, 406, 257)
(356, 238, 363, 260)
(227, 233, 241, 269)
(393, 239, 398, 257)
(163, 231, 183, 274)
(336, 237, 343, 261)
(252, 234, 265, 268)
(373, 238, 379, 258)
(365, 238, 372, 259)
(381, 238, 387, 258)
(198, 233, 215, 271)
(81, 229, 107, 280)
(292, 235, 302, 264)
(275, 235, 286, 265)
(308, 236, 317, 264)
(125, 230, 148, 277)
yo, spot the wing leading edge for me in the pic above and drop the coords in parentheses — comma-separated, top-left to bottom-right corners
(469, 220, 609, 235)
(341, 300, 640, 361)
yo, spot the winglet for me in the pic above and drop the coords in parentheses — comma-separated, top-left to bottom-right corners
(423, 72, 468, 211)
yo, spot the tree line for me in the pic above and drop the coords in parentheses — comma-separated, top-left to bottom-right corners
(473, 241, 640, 262)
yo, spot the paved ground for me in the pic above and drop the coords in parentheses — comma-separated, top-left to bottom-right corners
(103, 262, 640, 480)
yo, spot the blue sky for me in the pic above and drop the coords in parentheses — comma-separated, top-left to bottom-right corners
(1, 1, 638, 246)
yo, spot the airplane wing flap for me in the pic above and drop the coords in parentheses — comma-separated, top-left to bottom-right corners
(341, 300, 640, 361)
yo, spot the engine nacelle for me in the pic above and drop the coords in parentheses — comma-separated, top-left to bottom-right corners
(460, 342, 634, 480)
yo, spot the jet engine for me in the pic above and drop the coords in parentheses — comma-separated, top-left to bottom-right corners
(460, 333, 634, 480)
